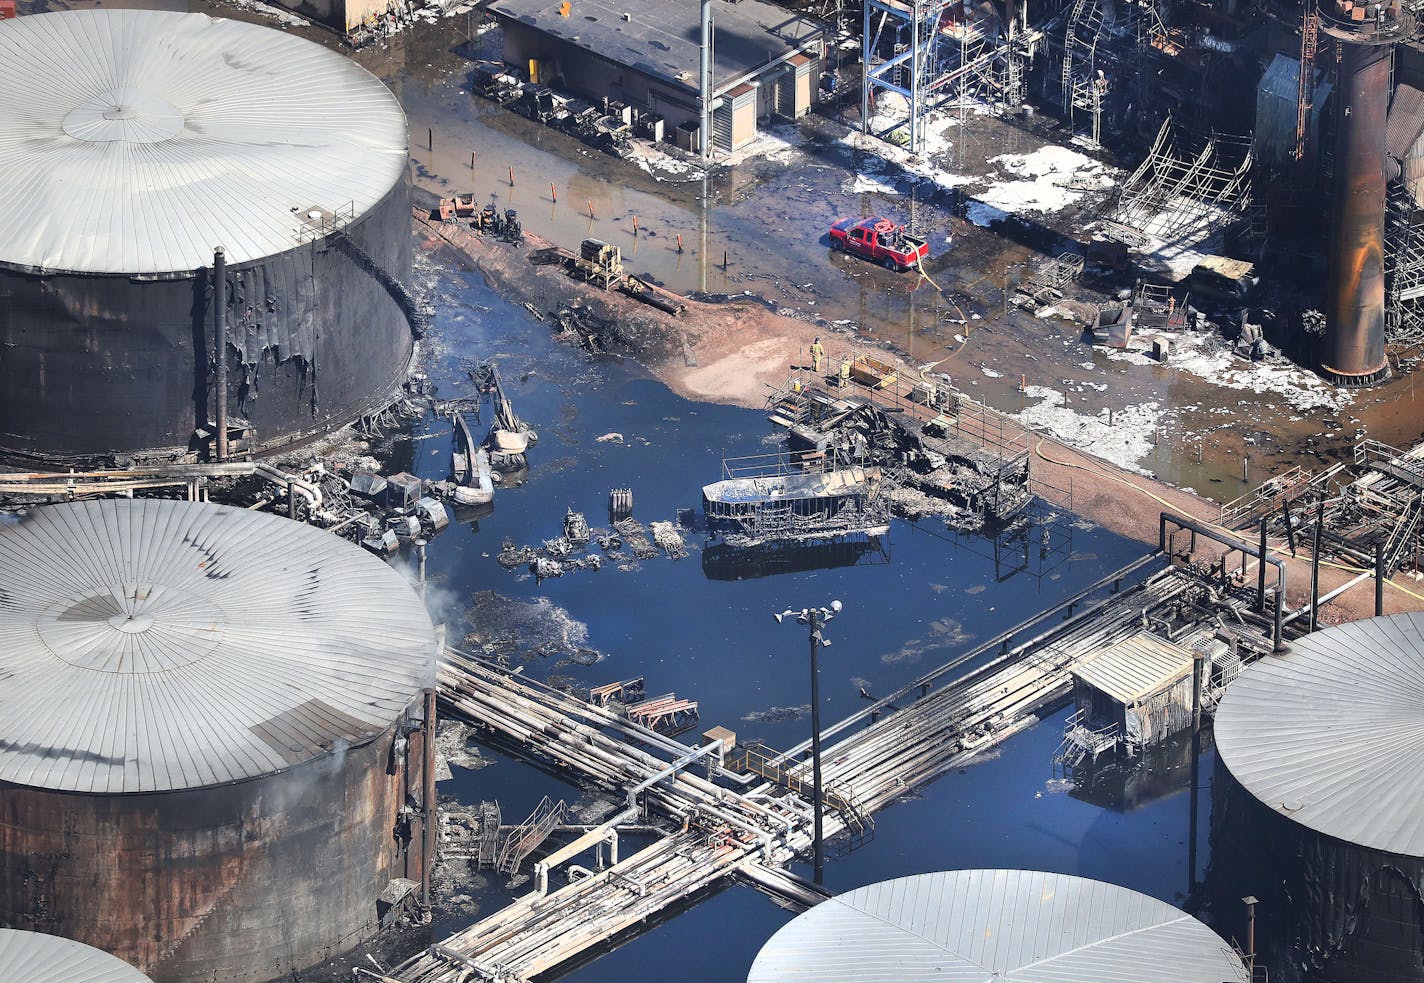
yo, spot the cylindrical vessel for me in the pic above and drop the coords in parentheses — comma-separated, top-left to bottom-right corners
(748, 870, 1249, 982)
(0, 928, 154, 983)
(0, 500, 439, 982)
(1209, 613, 1424, 982)
(1321, 24, 1395, 383)
(0, 10, 416, 465)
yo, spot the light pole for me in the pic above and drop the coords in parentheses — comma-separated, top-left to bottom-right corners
(774, 599, 842, 884)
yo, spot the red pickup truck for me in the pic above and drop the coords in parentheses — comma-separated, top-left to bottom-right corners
(829, 216, 929, 272)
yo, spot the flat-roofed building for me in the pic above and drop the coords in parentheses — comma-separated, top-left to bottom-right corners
(488, 0, 827, 152)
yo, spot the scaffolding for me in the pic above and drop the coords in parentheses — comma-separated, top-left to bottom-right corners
(1105, 117, 1254, 246)
(1040, 0, 1209, 142)
(1060, 0, 1110, 141)
(1385, 181, 1424, 358)
(861, 0, 1040, 152)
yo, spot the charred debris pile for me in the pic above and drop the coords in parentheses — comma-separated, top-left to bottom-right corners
(756, 375, 1035, 535)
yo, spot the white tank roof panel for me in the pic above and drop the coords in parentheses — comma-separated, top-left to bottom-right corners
(747, 870, 1248, 982)
(0, 499, 438, 794)
(1215, 611, 1424, 858)
(0, 929, 154, 983)
(0, 9, 408, 274)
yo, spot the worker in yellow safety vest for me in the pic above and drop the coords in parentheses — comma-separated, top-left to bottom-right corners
(839, 357, 851, 388)
(810, 337, 824, 373)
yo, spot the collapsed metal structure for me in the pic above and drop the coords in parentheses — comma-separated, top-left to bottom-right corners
(1218, 438, 1424, 579)
(762, 370, 1035, 533)
(850, 0, 1424, 385)
(1105, 118, 1255, 249)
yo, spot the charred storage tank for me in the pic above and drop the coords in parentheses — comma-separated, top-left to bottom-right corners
(747, 870, 1249, 982)
(0, 928, 154, 983)
(0, 9, 417, 466)
(0, 499, 439, 983)
(1211, 612, 1424, 983)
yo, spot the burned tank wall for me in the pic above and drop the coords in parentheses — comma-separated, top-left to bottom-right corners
(1207, 758, 1424, 983)
(0, 173, 414, 466)
(0, 710, 431, 983)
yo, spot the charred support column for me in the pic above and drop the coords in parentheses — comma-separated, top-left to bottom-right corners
(213, 246, 228, 462)
(422, 687, 438, 910)
(1376, 539, 1386, 616)
(1319, 1, 1412, 384)
(1187, 651, 1204, 895)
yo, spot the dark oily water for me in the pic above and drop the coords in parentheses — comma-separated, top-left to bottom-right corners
(405, 254, 1220, 981)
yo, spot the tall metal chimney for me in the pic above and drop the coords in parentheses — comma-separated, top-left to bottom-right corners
(1319, 0, 1411, 385)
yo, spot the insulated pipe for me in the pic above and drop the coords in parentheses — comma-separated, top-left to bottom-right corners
(1282, 569, 1372, 624)
(1321, 39, 1392, 383)
(254, 463, 322, 512)
(1159, 512, 1286, 649)
(213, 247, 228, 462)
(626, 740, 723, 812)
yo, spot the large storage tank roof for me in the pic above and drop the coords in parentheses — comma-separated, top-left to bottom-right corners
(747, 870, 1247, 982)
(0, 928, 154, 982)
(0, 9, 408, 275)
(1215, 612, 1424, 858)
(0, 499, 438, 794)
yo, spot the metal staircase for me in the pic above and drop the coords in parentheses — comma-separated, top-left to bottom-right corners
(495, 795, 567, 875)
(1382, 493, 1424, 574)
(1053, 709, 1120, 770)
(475, 800, 503, 869)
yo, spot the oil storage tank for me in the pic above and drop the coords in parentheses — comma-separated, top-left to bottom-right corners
(0, 928, 154, 983)
(1211, 612, 1424, 983)
(747, 869, 1249, 981)
(0, 9, 418, 466)
(0, 499, 440, 983)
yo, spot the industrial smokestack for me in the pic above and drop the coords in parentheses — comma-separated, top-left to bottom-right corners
(1319, 0, 1412, 385)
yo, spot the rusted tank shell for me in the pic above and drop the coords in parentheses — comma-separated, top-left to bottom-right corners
(0, 500, 439, 983)
(0, 180, 414, 465)
(0, 726, 429, 982)
(1321, 32, 1395, 383)
(1208, 613, 1424, 982)
(0, 10, 418, 465)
